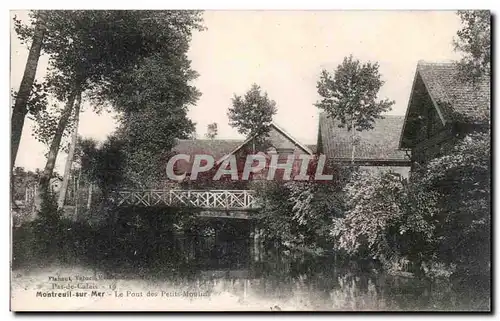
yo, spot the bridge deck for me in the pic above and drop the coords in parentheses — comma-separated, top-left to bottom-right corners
(111, 189, 259, 210)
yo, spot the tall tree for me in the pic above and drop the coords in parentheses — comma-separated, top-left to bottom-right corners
(11, 11, 47, 170)
(227, 83, 277, 139)
(73, 136, 99, 216)
(315, 55, 394, 162)
(57, 92, 81, 209)
(106, 52, 200, 188)
(14, 10, 204, 208)
(454, 10, 491, 80)
(205, 122, 218, 139)
(31, 89, 79, 213)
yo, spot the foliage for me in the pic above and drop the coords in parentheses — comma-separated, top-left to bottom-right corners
(72, 135, 125, 205)
(109, 53, 200, 188)
(15, 10, 205, 99)
(454, 10, 491, 80)
(11, 80, 49, 117)
(287, 181, 345, 243)
(331, 170, 405, 265)
(15, 10, 204, 196)
(36, 188, 64, 224)
(76, 136, 126, 196)
(12, 167, 40, 201)
(255, 166, 349, 252)
(74, 136, 98, 175)
(254, 181, 294, 244)
(12, 206, 199, 271)
(11, 11, 47, 170)
(331, 132, 490, 278)
(397, 132, 491, 276)
(227, 83, 277, 139)
(205, 122, 218, 139)
(395, 172, 440, 269)
(315, 55, 394, 133)
(30, 99, 80, 147)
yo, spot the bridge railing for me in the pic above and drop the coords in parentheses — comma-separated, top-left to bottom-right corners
(110, 189, 259, 210)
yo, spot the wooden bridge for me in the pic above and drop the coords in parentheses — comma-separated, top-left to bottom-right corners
(15, 189, 260, 220)
(111, 189, 259, 211)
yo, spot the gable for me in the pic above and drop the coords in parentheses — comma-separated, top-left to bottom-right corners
(399, 61, 490, 149)
(265, 125, 312, 154)
(416, 62, 490, 123)
(400, 72, 445, 149)
(217, 123, 313, 164)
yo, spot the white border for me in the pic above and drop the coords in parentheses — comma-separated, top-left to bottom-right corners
(1, 1, 498, 319)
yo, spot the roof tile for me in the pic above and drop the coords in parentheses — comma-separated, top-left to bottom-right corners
(172, 139, 244, 161)
(319, 113, 408, 161)
(417, 61, 490, 123)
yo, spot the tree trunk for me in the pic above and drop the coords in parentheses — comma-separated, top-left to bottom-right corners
(74, 170, 81, 220)
(87, 183, 93, 210)
(350, 118, 355, 164)
(57, 92, 82, 209)
(34, 89, 79, 212)
(11, 11, 47, 170)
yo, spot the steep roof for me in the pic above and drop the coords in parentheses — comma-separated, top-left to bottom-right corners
(318, 113, 408, 162)
(399, 61, 490, 149)
(414, 61, 490, 123)
(217, 122, 313, 164)
(172, 139, 244, 162)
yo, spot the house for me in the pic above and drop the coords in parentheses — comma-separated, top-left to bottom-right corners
(171, 122, 314, 183)
(399, 61, 490, 165)
(170, 139, 242, 182)
(216, 122, 313, 162)
(316, 112, 411, 177)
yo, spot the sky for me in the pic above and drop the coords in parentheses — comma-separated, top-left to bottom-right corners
(10, 10, 462, 172)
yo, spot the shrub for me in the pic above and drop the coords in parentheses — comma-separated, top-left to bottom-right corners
(397, 132, 490, 277)
(255, 175, 347, 253)
(331, 170, 406, 268)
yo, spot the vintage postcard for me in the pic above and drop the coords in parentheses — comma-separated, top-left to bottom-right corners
(10, 10, 491, 312)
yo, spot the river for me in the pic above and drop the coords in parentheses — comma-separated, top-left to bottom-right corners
(11, 233, 491, 311)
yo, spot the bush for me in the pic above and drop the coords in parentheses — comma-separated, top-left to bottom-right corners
(331, 170, 406, 268)
(255, 175, 347, 253)
(330, 132, 490, 279)
(397, 132, 490, 277)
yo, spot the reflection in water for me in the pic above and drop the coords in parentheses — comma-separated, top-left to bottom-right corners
(10, 216, 490, 311)
(158, 233, 489, 311)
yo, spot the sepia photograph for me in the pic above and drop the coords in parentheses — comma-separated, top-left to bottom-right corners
(9, 9, 491, 312)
